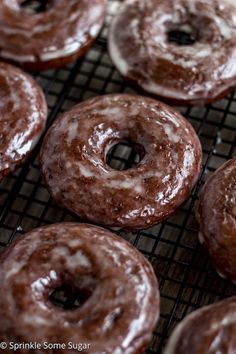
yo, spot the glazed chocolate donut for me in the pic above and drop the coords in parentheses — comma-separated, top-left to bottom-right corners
(109, 0, 236, 106)
(197, 157, 236, 282)
(0, 222, 160, 354)
(0, 61, 47, 180)
(0, 0, 107, 71)
(40, 94, 202, 230)
(163, 296, 236, 354)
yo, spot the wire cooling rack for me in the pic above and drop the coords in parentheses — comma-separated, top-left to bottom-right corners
(1, 1, 236, 353)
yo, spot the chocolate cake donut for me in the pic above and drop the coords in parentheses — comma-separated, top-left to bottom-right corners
(109, 0, 236, 106)
(40, 94, 202, 230)
(0, 61, 47, 180)
(163, 296, 236, 354)
(197, 157, 236, 282)
(0, 222, 160, 354)
(0, 0, 107, 71)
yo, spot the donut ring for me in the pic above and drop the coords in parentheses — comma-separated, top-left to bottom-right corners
(0, 0, 107, 71)
(0, 223, 160, 354)
(0, 62, 47, 180)
(163, 296, 236, 354)
(40, 94, 202, 230)
(109, 0, 236, 106)
(197, 157, 236, 282)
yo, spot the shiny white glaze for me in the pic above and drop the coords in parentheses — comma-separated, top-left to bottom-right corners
(0, 223, 160, 354)
(40, 94, 202, 230)
(0, 0, 107, 67)
(109, 0, 236, 104)
(0, 62, 47, 179)
(197, 157, 236, 283)
(164, 297, 236, 354)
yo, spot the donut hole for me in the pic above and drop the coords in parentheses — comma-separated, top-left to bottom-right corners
(20, 0, 52, 13)
(49, 283, 92, 311)
(106, 140, 144, 171)
(167, 24, 198, 45)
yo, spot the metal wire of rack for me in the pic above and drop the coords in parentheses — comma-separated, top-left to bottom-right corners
(0, 1, 236, 353)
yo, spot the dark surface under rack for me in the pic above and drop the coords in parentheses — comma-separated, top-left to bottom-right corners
(1, 1, 236, 353)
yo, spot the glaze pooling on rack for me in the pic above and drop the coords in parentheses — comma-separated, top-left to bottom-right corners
(109, 0, 236, 105)
(40, 94, 202, 230)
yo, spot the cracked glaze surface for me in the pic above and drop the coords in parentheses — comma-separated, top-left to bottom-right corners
(164, 296, 236, 354)
(0, 222, 160, 354)
(197, 157, 236, 282)
(0, 61, 47, 180)
(40, 94, 202, 230)
(0, 0, 107, 70)
(109, 0, 236, 105)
